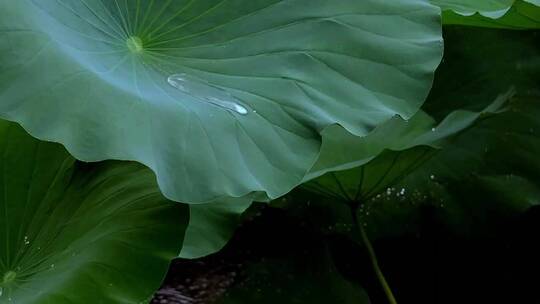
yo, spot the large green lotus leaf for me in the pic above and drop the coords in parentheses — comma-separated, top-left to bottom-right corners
(441, 0, 540, 29)
(0, 121, 188, 303)
(0, 0, 443, 204)
(180, 198, 252, 259)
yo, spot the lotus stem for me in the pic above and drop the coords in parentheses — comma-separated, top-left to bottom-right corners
(350, 203, 398, 304)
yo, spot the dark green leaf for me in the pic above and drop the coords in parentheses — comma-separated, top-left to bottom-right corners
(0, 121, 188, 303)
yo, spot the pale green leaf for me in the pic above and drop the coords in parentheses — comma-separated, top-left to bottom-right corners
(0, 0, 443, 203)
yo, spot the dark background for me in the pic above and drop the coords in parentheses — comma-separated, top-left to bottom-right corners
(155, 204, 540, 304)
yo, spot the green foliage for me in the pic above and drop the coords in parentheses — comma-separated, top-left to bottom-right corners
(0, 121, 189, 303)
(0, 0, 539, 302)
(280, 24, 540, 242)
(394, 96, 540, 236)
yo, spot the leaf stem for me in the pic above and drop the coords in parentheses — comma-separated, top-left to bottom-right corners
(350, 203, 397, 304)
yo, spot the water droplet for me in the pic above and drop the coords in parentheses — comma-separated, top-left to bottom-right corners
(431, 127, 436, 132)
(23, 236, 29, 245)
(430, 175, 435, 180)
(50, 264, 55, 269)
(167, 74, 249, 115)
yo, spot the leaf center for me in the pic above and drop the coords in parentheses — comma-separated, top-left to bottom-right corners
(2, 271, 16, 284)
(126, 36, 144, 53)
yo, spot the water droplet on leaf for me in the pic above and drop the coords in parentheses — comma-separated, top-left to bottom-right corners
(167, 74, 249, 115)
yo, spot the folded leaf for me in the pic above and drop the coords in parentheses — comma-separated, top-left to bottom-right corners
(446, 1, 540, 29)
(431, 0, 514, 18)
(180, 198, 252, 259)
(433, 0, 540, 29)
